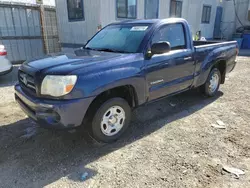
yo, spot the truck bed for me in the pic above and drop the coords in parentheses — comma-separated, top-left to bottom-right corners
(193, 40, 223, 46)
(193, 40, 237, 50)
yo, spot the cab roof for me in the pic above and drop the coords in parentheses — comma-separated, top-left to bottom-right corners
(111, 18, 187, 25)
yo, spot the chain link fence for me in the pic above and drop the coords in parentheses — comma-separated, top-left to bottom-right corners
(0, 2, 61, 64)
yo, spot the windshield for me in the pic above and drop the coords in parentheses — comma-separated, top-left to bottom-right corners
(85, 24, 151, 53)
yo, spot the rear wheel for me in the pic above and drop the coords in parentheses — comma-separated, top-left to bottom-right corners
(90, 98, 131, 143)
(201, 68, 221, 97)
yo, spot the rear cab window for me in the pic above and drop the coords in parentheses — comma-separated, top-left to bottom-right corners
(152, 23, 187, 50)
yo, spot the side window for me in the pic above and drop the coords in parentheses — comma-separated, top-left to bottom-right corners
(152, 24, 186, 50)
(145, 0, 159, 19)
(170, 0, 182, 17)
(201, 5, 212, 24)
(67, 0, 84, 21)
(117, 0, 137, 19)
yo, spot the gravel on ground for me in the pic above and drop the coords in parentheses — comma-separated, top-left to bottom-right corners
(0, 57, 249, 188)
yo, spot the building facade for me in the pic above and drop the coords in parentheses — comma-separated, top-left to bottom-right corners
(55, 0, 250, 49)
(222, 0, 250, 39)
(0, 0, 55, 6)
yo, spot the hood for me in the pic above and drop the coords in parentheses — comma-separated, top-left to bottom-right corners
(23, 49, 129, 73)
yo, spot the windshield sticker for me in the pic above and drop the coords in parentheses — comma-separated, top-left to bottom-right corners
(130, 26, 148, 31)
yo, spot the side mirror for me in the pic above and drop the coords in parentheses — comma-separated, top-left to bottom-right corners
(151, 42, 171, 55)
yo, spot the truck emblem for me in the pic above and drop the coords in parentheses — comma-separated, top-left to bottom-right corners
(150, 79, 164, 85)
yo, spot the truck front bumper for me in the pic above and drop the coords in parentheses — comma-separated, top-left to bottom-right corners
(15, 84, 95, 129)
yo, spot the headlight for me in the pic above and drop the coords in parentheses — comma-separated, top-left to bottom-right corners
(41, 75, 77, 97)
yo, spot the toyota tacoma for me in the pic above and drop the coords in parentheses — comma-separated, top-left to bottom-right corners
(15, 18, 238, 142)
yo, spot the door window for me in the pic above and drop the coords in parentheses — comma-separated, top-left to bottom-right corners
(152, 24, 186, 50)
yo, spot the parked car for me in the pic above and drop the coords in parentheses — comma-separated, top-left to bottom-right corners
(15, 18, 238, 143)
(0, 45, 12, 76)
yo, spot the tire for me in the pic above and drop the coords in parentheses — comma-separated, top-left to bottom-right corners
(90, 97, 131, 143)
(201, 68, 221, 97)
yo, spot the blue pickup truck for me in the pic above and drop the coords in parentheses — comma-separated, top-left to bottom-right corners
(15, 18, 237, 142)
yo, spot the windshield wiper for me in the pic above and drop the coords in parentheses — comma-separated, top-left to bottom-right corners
(84, 47, 97, 51)
(95, 48, 128, 53)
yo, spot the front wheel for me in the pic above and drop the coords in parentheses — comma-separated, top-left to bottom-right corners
(90, 98, 131, 143)
(201, 68, 221, 97)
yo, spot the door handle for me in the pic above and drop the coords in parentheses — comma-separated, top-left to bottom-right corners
(184, 56, 192, 61)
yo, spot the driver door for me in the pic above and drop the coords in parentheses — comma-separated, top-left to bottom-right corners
(145, 23, 195, 101)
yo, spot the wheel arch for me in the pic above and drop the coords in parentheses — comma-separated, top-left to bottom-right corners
(82, 85, 138, 126)
(212, 60, 227, 84)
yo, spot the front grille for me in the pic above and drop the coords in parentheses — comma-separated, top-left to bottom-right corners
(19, 71, 36, 94)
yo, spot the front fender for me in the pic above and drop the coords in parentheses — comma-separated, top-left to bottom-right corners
(74, 66, 146, 105)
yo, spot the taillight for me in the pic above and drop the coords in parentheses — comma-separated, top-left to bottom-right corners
(0, 45, 7, 56)
(0, 51, 7, 56)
